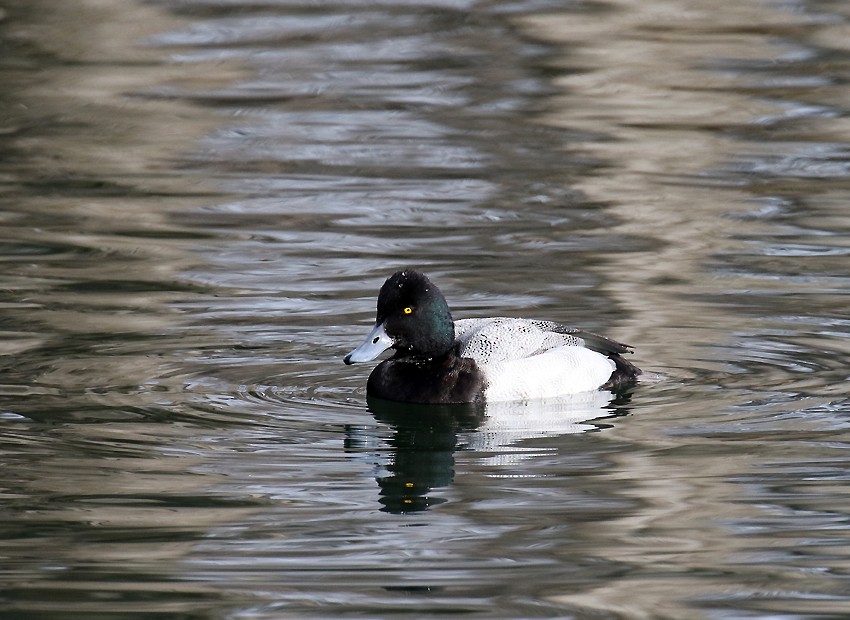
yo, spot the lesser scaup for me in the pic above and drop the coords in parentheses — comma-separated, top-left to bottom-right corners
(344, 270, 640, 404)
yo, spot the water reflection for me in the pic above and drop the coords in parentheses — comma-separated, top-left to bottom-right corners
(352, 392, 629, 513)
(361, 400, 484, 513)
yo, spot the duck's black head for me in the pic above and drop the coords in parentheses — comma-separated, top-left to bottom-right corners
(344, 269, 455, 364)
(378, 270, 455, 357)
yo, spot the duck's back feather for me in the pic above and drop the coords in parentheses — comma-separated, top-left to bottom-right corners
(454, 318, 579, 363)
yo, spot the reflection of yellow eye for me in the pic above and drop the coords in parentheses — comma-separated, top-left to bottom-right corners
(403, 307, 413, 315)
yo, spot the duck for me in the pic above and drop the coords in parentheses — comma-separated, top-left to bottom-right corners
(344, 269, 640, 404)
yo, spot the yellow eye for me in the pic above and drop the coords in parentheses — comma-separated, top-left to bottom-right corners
(403, 306, 413, 315)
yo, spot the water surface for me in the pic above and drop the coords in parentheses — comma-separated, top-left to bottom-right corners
(1, 0, 850, 617)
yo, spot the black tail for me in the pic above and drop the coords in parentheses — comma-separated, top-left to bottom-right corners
(602, 352, 641, 390)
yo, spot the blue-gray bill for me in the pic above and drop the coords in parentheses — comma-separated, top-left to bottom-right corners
(344, 322, 394, 364)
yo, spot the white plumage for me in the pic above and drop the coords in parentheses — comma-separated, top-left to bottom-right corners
(454, 318, 616, 401)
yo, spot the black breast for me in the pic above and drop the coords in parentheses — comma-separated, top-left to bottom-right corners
(366, 353, 486, 405)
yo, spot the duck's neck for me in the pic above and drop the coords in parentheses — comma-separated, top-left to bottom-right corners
(394, 342, 461, 364)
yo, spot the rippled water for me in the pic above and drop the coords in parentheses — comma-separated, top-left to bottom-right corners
(2, 0, 850, 617)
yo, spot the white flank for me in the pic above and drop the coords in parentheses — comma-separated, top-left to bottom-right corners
(454, 317, 615, 401)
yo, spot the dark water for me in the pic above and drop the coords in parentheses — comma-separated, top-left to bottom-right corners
(2, 0, 850, 617)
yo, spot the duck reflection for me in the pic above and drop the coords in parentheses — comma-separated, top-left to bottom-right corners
(365, 398, 484, 513)
(347, 391, 632, 514)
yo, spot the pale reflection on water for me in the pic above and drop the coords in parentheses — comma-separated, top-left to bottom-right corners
(1, 0, 850, 617)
